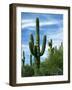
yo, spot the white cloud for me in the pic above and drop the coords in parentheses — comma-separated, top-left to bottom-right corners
(22, 23, 35, 29)
(40, 20, 60, 26)
(48, 32, 63, 41)
(21, 19, 35, 29)
(21, 19, 62, 29)
(21, 19, 34, 24)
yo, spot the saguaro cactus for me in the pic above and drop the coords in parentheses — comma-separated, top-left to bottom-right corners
(30, 54, 32, 66)
(48, 39, 54, 55)
(29, 18, 46, 70)
(22, 51, 25, 66)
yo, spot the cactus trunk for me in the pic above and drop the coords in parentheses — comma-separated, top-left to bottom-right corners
(29, 18, 46, 74)
(34, 56, 40, 75)
(35, 57, 40, 69)
(36, 18, 40, 68)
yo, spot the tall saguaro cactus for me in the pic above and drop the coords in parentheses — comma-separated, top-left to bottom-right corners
(22, 51, 25, 66)
(29, 18, 46, 70)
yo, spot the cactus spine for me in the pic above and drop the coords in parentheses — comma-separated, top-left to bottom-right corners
(29, 18, 46, 70)
(22, 51, 25, 66)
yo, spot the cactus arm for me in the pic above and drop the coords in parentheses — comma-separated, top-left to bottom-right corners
(30, 34, 34, 45)
(29, 42, 35, 55)
(40, 35, 46, 56)
(29, 34, 35, 55)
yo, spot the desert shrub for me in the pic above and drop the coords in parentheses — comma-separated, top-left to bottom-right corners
(37, 44, 63, 76)
(21, 65, 34, 77)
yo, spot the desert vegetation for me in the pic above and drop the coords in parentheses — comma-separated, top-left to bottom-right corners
(21, 18, 63, 77)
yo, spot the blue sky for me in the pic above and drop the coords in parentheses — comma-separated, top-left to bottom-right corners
(21, 12, 63, 64)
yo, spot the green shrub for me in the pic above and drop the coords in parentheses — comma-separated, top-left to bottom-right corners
(21, 65, 34, 77)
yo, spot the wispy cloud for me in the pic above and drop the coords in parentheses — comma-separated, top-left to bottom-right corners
(21, 19, 62, 29)
(47, 30, 63, 40)
(21, 19, 34, 24)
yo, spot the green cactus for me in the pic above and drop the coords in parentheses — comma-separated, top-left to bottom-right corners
(30, 54, 32, 66)
(48, 39, 54, 55)
(29, 18, 46, 70)
(22, 51, 25, 66)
